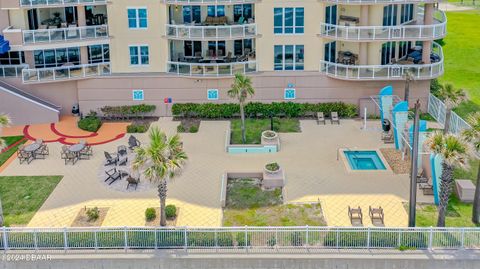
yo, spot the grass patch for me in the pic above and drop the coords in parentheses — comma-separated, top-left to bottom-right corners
(226, 178, 283, 209)
(415, 197, 480, 227)
(0, 176, 63, 226)
(0, 136, 26, 167)
(177, 119, 200, 133)
(230, 118, 300, 144)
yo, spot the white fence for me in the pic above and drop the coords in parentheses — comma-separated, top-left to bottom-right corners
(20, 0, 107, 7)
(22, 62, 111, 83)
(1, 226, 480, 251)
(23, 25, 108, 44)
(166, 23, 256, 40)
(427, 93, 472, 135)
(0, 65, 28, 78)
(167, 61, 257, 77)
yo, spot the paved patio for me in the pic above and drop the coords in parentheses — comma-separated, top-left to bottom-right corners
(0, 118, 433, 227)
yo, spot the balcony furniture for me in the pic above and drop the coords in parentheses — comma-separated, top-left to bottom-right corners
(369, 206, 385, 226)
(339, 15, 359, 26)
(105, 167, 121, 185)
(316, 112, 326, 125)
(455, 180, 476, 203)
(348, 206, 363, 226)
(104, 151, 119, 166)
(331, 112, 340, 125)
(204, 16, 228, 26)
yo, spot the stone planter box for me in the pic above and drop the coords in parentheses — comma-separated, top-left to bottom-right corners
(225, 126, 280, 154)
(262, 168, 285, 189)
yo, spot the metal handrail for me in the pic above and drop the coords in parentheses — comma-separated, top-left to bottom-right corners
(318, 0, 440, 4)
(22, 62, 111, 83)
(163, 0, 258, 4)
(19, 0, 107, 7)
(167, 60, 257, 77)
(0, 64, 28, 78)
(166, 23, 256, 40)
(22, 25, 109, 44)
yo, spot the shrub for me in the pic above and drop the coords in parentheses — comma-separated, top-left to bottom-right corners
(265, 162, 280, 171)
(290, 231, 305, 246)
(86, 207, 99, 221)
(172, 102, 358, 119)
(145, 208, 156, 221)
(177, 124, 186, 133)
(165, 204, 177, 219)
(127, 123, 149, 133)
(100, 104, 156, 119)
(189, 125, 199, 133)
(78, 114, 102, 132)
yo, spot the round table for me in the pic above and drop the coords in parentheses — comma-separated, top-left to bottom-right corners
(23, 143, 41, 153)
(68, 143, 86, 153)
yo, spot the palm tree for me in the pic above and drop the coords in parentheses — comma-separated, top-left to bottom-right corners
(435, 83, 467, 134)
(462, 112, 480, 224)
(0, 114, 11, 150)
(425, 132, 471, 227)
(403, 69, 415, 102)
(132, 127, 187, 226)
(228, 73, 255, 144)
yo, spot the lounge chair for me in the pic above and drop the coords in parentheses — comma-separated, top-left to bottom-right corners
(64, 151, 78, 165)
(105, 168, 121, 185)
(331, 112, 340, 124)
(104, 151, 119, 166)
(126, 174, 140, 190)
(348, 206, 363, 226)
(316, 112, 326, 125)
(382, 130, 394, 144)
(419, 183, 434, 195)
(369, 206, 384, 226)
(416, 169, 429, 184)
(128, 135, 141, 151)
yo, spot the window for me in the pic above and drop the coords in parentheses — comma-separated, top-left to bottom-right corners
(207, 89, 219, 100)
(383, 5, 398, 26)
(325, 5, 337, 25)
(34, 47, 80, 68)
(184, 41, 202, 57)
(182, 6, 201, 23)
(399, 41, 412, 59)
(207, 41, 226, 57)
(132, 90, 144, 101)
(274, 45, 304, 71)
(381, 42, 396, 65)
(284, 88, 296, 100)
(234, 39, 253, 56)
(400, 4, 414, 24)
(0, 51, 24, 65)
(324, 41, 336, 63)
(207, 5, 225, 17)
(128, 8, 147, 28)
(88, 44, 109, 64)
(274, 7, 304, 34)
(234, 4, 253, 22)
(129, 45, 149, 65)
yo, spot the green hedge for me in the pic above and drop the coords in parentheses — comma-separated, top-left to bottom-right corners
(78, 116, 102, 132)
(126, 123, 149, 133)
(101, 104, 156, 119)
(172, 102, 358, 119)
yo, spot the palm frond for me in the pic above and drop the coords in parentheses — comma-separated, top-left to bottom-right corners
(462, 112, 480, 151)
(425, 131, 472, 168)
(0, 114, 11, 127)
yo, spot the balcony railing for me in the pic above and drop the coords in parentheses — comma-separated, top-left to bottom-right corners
(318, 0, 439, 4)
(167, 61, 257, 77)
(0, 64, 28, 78)
(163, 0, 258, 5)
(23, 25, 108, 44)
(22, 62, 110, 83)
(320, 43, 443, 80)
(166, 24, 256, 40)
(320, 10, 446, 41)
(20, 0, 107, 7)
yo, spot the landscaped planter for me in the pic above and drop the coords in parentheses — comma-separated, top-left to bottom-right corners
(264, 162, 281, 175)
(261, 130, 278, 141)
(263, 163, 285, 189)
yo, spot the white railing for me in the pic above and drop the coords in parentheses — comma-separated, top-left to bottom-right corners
(166, 23, 256, 40)
(22, 62, 111, 83)
(20, 0, 107, 7)
(320, 11, 446, 41)
(428, 93, 472, 135)
(23, 25, 108, 45)
(167, 61, 257, 77)
(318, 0, 440, 4)
(0, 64, 28, 78)
(163, 0, 258, 4)
(1, 226, 480, 251)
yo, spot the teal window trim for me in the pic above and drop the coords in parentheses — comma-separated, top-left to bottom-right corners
(207, 89, 219, 100)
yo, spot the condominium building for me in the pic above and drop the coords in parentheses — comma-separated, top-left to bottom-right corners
(0, 0, 445, 124)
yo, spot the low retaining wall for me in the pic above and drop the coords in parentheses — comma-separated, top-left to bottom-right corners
(225, 127, 280, 154)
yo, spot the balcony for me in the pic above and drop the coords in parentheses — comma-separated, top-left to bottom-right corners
(0, 64, 28, 78)
(167, 61, 257, 77)
(163, 0, 258, 5)
(22, 62, 110, 83)
(319, 10, 446, 41)
(22, 25, 108, 44)
(320, 43, 443, 81)
(166, 23, 256, 40)
(19, 0, 107, 7)
(317, 0, 439, 4)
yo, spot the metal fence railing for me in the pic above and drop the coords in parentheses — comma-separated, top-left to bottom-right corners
(1, 226, 480, 251)
(427, 93, 472, 135)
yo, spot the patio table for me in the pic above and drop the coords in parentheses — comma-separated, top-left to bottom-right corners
(23, 143, 41, 153)
(69, 143, 86, 154)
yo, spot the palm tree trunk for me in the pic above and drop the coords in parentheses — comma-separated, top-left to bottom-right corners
(404, 80, 410, 102)
(443, 108, 452, 134)
(157, 179, 168, 226)
(472, 161, 480, 224)
(437, 162, 454, 227)
(240, 103, 246, 144)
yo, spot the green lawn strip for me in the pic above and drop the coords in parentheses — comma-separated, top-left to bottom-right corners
(0, 136, 26, 167)
(441, 10, 480, 118)
(415, 197, 480, 227)
(230, 118, 300, 144)
(0, 176, 63, 226)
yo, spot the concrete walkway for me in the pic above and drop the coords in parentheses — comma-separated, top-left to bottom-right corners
(439, 2, 476, 11)
(1, 118, 432, 227)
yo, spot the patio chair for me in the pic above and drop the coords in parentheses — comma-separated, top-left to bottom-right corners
(128, 135, 141, 151)
(419, 183, 434, 195)
(105, 167, 121, 185)
(126, 174, 140, 190)
(348, 206, 363, 226)
(79, 142, 93, 159)
(117, 145, 128, 156)
(104, 151, 119, 166)
(18, 149, 33, 164)
(316, 112, 326, 125)
(369, 206, 384, 226)
(382, 130, 394, 144)
(64, 151, 78, 165)
(331, 112, 340, 124)
(416, 169, 429, 184)
(34, 145, 49, 159)
(118, 155, 128, 166)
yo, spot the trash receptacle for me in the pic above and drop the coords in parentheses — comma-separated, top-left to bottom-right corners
(72, 103, 79, 116)
(382, 119, 391, 132)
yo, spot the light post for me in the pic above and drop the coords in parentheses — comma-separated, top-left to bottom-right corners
(408, 100, 421, 227)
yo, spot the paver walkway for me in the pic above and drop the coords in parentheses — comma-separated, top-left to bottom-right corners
(1, 118, 432, 227)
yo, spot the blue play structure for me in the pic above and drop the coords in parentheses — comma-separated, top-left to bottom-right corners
(0, 35, 10, 54)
